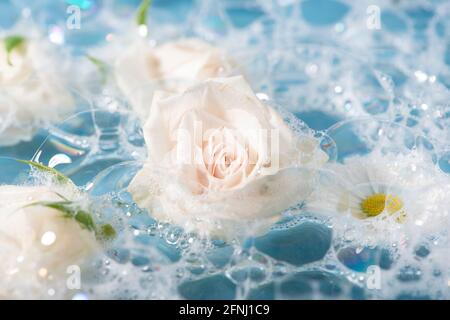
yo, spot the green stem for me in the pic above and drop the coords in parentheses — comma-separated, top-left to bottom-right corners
(136, 0, 153, 26)
(4, 35, 25, 66)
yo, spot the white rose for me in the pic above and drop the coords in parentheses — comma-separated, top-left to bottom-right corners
(0, 185, 99, 299)
(114, 38, 234, 120)
(0, 37, 74, 146)
(128, 76, 328, 240)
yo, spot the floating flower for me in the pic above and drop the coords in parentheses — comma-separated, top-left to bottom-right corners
(0, 35, 74, 146)
(114, 38, 234, 120)
(307, 150, 450, 246)
(0, 185, 100, 299)
(128, 76, 328, 240)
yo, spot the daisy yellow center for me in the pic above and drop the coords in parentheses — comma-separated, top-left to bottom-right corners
(360, 193, 404, 217)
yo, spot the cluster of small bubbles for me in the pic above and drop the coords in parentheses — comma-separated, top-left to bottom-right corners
(272, 262, 289, 278)
(164, 226, 184, 246)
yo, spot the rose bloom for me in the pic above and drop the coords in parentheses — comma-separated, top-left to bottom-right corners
(0, 37, 74, 146)
(114, 38, 234, 120)
(0, 185, 99, 299)
(128, 76, 328, 240)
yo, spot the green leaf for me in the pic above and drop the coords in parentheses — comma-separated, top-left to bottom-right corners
(86, 54, 109, 84)
(26, 200, 116, 241)
(74, 210, 96, 232)
(136, 0, 153, 26)
(4, 35, 25, 66)
(38, 201, 73, 214)
(99, 224, 117, 240)
(17, 159, 72, 185)
(5, 35, 25, 53)
(37, 201, 95, 231)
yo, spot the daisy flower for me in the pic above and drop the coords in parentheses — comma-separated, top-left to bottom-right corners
(308, 144, 449, 247)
